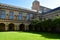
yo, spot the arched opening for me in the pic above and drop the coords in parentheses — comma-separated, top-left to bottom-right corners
(0, 23, 5, 31)
(8, 23, 15, 31)
(19, 24, 25, 31)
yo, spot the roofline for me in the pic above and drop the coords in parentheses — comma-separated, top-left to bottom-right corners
(40, 5, 52, 9)
(42, 7, 60, 15)
(0, 3, 37, 13)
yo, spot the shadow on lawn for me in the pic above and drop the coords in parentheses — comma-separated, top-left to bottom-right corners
(25, 31, 60, 39)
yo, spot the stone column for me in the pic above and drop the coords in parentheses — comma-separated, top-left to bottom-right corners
(27, 26, 29, 31)
(5, 10, 9, 31)
(16, 25, 19, 31)
(5, 25, 8, 31)
(25, 25, 27, 31)
(14, 15, 17, 20)
(5, 10, 9, 20)
(25, 25, 29, 31)
(14, 25, 17, 31)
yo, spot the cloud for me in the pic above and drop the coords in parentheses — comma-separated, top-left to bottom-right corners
(40, 0, 60, 9)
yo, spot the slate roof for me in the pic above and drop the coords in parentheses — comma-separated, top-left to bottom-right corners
(42, 7, 60, 15)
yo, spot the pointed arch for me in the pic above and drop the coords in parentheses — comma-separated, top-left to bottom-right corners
(19, 24, 25, 31)
(0, 23, 5, 31)
(8, 23, 15, 31)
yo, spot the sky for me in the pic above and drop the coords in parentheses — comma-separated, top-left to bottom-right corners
(0, 0, 60, 9)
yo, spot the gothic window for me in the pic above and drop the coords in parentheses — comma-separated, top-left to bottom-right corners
(9, 11, 14, 19)
(0, 10, 5, 19)
(26, 13, 30, 21)
(18, 13, 22, 20)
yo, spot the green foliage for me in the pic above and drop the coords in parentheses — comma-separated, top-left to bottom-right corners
(29, 18, 60, 33)
(30, 20, 39, 28)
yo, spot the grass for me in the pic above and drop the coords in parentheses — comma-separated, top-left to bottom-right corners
(0, 31, 60, 40)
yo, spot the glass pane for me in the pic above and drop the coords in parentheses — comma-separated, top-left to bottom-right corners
(18, 13, 22, 20)
(26, 13, 30, 20)
(9, 16, 13, 19)
(9, 11, 13, 19)
(31, 14, 34, 19)
(9, 11, 13, 15)
(0, 10, 5, 19)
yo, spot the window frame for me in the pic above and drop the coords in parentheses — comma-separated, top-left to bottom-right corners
(8, 11, 14, 20)
(26, 13, 30, 21)
(17, 12, 22, 20)
(0, 10, 5, 19)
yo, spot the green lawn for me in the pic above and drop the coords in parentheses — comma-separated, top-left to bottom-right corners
(0, 31, 60, 40)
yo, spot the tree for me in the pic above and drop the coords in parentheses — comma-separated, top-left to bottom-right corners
(29, 20, 39, 31)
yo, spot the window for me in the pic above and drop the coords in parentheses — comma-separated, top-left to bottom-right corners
(38, 11, 42, 13)
(44, 8, 46, 11)
(18, 13, 22, 20)
(0, 10, 5, 19)
(9, 11, 13, 19)
(31, 14, 34, 19)
(26, 13, 30, 20)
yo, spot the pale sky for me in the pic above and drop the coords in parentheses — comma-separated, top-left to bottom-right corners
(0, 0, 60, 9)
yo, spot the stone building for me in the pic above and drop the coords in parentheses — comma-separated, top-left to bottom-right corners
(0, 0, 59, 31)
(32, 0, 60, 21)
(32, 0, 51, 12)
(0, 3, 39, 31)
(42, 7, 60, 20)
